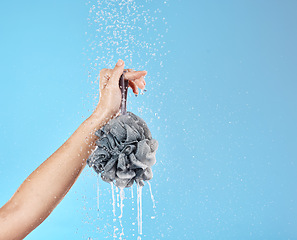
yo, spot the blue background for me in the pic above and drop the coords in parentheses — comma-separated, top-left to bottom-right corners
(0, 0, 297, 239)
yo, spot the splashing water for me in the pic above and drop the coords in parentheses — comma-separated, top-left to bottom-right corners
(85, 0, 169, 111)
(85, 0, 167, 68)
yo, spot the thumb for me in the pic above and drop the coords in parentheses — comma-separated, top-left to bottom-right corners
(110, 59, 125, 86)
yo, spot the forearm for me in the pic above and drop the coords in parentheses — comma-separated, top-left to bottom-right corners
(0, 108, 108, 240)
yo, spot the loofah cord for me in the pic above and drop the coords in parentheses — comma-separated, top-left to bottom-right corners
(119, 72, 129, 115)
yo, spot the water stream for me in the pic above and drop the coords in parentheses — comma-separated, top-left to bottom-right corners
(137, 183, 143, 238)
(147, 181, 156, 209)
(102, 181, 156, 239)
(110, 182, 117, 239)
(96, 174, 100, 213)
(119, 188, 125, 239)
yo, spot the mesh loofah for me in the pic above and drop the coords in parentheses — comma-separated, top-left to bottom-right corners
(87, 111, 158, 188)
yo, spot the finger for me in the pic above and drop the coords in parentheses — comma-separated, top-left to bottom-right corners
(110, 59, 125, 86)
(124, 71, 147, 80)
(134, 77, 146, 90)
(128, 81, 139, 95)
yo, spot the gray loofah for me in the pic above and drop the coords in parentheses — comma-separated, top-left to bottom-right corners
(87, 111, 158, 188)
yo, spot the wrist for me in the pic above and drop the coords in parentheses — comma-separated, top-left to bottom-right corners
(86, 114, 107, 131)
(87, 105, 112, 130)
(92, 104, 119, 123)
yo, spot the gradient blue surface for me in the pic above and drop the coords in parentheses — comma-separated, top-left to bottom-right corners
(0, 0, 297, 239)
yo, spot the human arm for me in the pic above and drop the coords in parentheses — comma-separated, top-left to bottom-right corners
(0, 59, 146, 240)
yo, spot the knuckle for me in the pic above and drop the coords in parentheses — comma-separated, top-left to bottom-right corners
(100, 68, 108, 75)
(100, 68, 112, 79)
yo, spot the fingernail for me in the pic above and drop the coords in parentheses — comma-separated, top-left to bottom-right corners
(116, 59, 123, 66)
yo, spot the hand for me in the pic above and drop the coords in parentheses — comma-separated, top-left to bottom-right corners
(93, 59, 147, 120)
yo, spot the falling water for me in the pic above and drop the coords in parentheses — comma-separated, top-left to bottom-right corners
(131, 185, 134, 199)
(85, 0, 169, 113)
(119, 188, 125, 218)
(111, 182, 117, 239)
(111, 182, 116, 217)
(139, 186, 143, 235)
(119, 188, 125, 239)
(96, 174, 100, 213)
(147, 181, 156, 209)
(137, 183, 143, 238)
(116, 187, 120, 208)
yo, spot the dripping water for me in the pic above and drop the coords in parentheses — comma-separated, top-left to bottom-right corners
(147, 181, 156, 209)
(137, 183, 143, 238)
(119, 188, 125, 239)
(111, 182, 116, 217)
(131, 184, 134, 199)
(139, 186, 142, 235)
(119, 188, 125, 218)
(116, 186, 120, 208)
(97, 174, 100, 214)
(111, 182, 117, 239)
